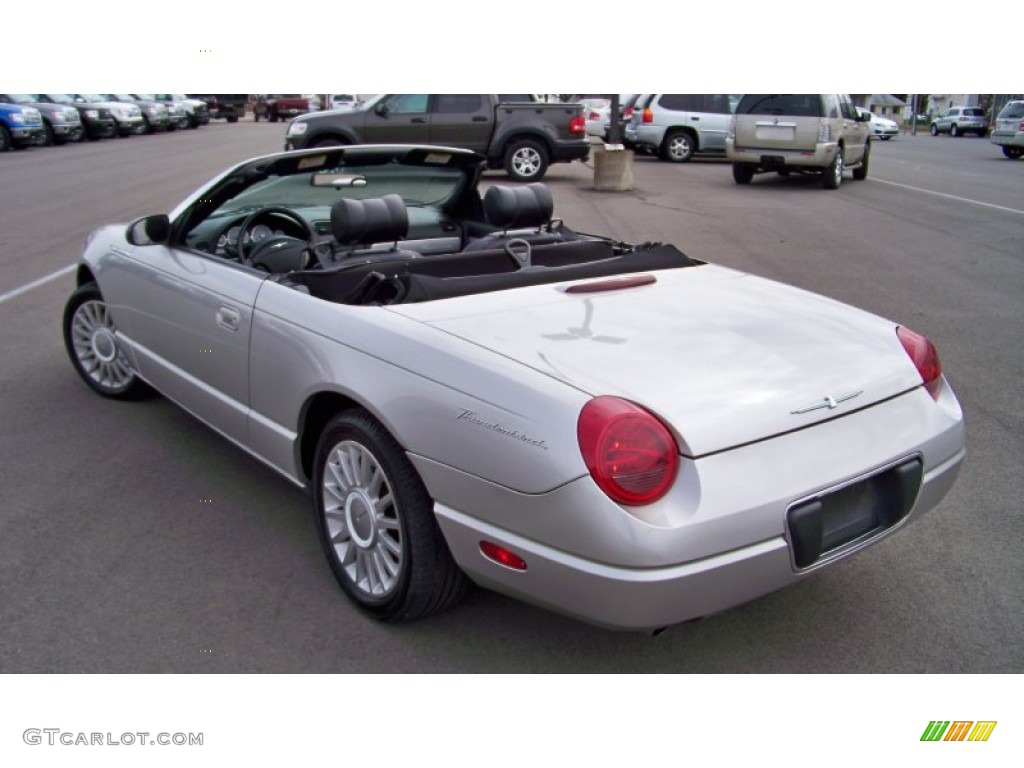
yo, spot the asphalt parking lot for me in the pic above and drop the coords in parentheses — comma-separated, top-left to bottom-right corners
(0, 122, 1021, 673)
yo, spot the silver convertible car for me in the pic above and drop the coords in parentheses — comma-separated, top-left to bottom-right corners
(63, 145, 966, 631)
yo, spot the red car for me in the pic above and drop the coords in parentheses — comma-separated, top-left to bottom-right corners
(254, 94, 315, 122)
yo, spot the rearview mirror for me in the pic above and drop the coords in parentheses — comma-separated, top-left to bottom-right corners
(374, 102, 389, 117)
(126, 214, 171, 245)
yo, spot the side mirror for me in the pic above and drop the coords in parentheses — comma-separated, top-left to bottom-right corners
(374, 102, 389, 117)
(126, 214, 171, 245)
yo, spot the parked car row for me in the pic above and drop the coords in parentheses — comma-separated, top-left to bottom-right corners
(0, 94, 211, 150)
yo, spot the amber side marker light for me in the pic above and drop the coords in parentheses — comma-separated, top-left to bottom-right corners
(480, 541, 528, 571)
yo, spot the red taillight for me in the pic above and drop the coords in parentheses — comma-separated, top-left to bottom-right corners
(577, 396, 679, 506)
(569, 115, 585, 135)
(642, 108, 653, 124)
(588, 110, 600, 120)
(1018, 120, 1024, 131)
(897, 326, 942, 399)
(480, 541, 527, 571)
(623, 107, 634, 120)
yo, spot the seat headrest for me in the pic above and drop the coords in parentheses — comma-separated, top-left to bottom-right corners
(483, 183, 553, 230)
(331, 194, 408, 246)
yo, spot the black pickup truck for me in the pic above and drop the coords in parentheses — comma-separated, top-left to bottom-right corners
(283, 94, 589, 181)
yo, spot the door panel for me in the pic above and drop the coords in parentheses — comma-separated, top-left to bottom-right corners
(109, 244, 263, 445)
(361, 94, 431, 144)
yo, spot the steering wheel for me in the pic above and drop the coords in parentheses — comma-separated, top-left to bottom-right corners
(236, 206, 314, 266)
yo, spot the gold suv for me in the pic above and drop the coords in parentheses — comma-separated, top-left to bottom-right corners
(726, 94, 871, 189)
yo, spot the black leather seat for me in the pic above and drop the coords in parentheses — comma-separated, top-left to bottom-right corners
(463, 183, 569, 252)
(324, 194, 419, 265)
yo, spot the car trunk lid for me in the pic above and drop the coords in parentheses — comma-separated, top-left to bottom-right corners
(390, 265, 923, 456)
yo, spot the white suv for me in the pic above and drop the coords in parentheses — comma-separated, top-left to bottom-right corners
(726, 94, 871, 190)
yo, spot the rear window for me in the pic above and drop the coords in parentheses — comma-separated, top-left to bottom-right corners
(998, 101, 1024, 119)
(963, 108, 985, 117)
(737, 94, 823, 117)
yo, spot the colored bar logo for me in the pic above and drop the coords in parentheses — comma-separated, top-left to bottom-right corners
(921, 721, 997, 742)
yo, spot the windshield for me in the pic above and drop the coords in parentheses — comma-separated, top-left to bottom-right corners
(135, 93, 156, 100)
(78, 94, 106, 103)
(180, 148, 478, 252)
(42, 94, 74, 104)
(9, 94, 38, 103)
(111, 94, 137, 102)
(215, 163, 465, 220)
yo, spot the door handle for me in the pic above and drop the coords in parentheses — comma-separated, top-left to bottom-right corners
(216, 305, 240, 332)
(411, 117, 427, 124)
(471, 116, 488, 122)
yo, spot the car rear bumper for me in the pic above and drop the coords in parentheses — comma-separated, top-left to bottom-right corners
(727, 139, 839, 168)
(550, 140, 591, 164)
(990, 131, 1024, 147)
(425, 381, 965, 631)
(625, 123, 664, 149)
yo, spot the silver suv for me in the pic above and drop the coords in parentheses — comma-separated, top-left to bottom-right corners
(930, 106, 989, 137)
(624, 94, 740, 162)
(989, 100, 1023, 158)
(726, 94, 871, 189)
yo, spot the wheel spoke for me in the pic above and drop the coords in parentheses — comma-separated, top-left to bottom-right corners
(327, 460, 348, 493)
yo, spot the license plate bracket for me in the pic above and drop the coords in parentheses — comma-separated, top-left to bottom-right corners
(787, 458, 923, 569)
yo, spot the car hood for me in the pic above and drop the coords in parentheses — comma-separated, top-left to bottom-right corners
(390, 264, 923, 456)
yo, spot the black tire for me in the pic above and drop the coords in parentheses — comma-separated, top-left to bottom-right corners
(504, 138, 549, 182)
(660, 129, 695, 163)
(1002, 146, 1022, 159)
(950, 124, 960, 137)
(227, 114, 239, 123)
(852, 141, 870, 180)
(63, 282, 152, 400)
(313, 410, 470, 622)
(0, 124, 12, 152)
(269, 110, 279, 123)
(41, 120, 55, 146)
(732, 163, 754, 185)
(822, 146, 844, 189)
(930, 124, 939, 136)
(252, 111, 259, 122)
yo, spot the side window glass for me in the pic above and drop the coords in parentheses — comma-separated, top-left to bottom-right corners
(386, 94, 429, 114)
(840, 97, 856, 120)
(658, 94, 700, 112)
(701, 94, 733, 114)
(434, 94, 482, 114)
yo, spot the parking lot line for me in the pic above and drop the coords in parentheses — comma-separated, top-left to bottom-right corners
(873, 179, 1024, 216)
(0, 264, 76, 306)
